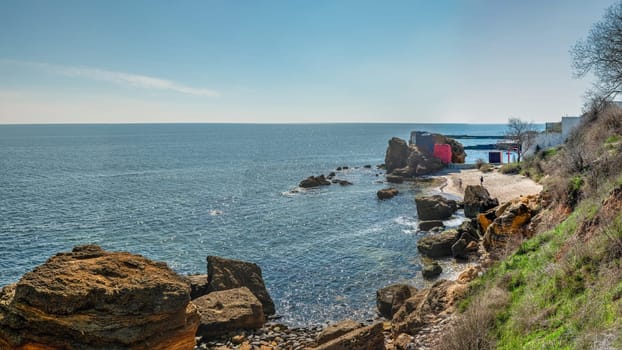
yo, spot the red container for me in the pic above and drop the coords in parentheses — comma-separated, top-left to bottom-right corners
(433, 144, 452, 164)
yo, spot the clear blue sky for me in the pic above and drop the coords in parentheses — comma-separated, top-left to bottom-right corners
(0, 0, 616, 124)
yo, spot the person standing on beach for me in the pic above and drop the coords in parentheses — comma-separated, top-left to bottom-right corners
(480, 176, 484, 186)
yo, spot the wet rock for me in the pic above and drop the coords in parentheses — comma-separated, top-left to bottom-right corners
(376, 284, 418, 319)
(0, 244, 198, 350)
(378, 188, 399, 200)
(463, 185, 499, 218)
(386, 175, 404, 184)
(451, 238, 469, 259)
(416, 229, 459, 258)
(418, 220, 444, 231)
(421, 260, 442, 279)
(207, 256, 275, 316)
(300, 175, 331, 188)
(312, 322, 384, 350)
(364, 165, 372, 168)
(415, 195, 457, 221)
(194, 287, 265, 338)
(338, 180, 353, 186)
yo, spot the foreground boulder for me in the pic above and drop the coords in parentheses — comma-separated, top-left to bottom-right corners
(207, 256, 275, 315)
(376, 284, 418, 319)
(463, 185, 499, 218)
(421, 260, 442, 279)
(194, 287, 264, 338)
(392, 280, 468, 336)
(415, 195, 458, 221)
(312, 322, 385, 350)
(300, 175, 331, 188)
(416, 229, 459, 258)
(0, 245, 198, 350)
(377, 187, 399, 200)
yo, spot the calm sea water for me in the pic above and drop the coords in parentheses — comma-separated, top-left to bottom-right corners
(0, 123, 510, 325)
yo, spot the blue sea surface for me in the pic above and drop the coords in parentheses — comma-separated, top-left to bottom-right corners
(0, 123, 511, 325)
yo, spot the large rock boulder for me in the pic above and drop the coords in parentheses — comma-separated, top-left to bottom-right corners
(416, 229, 460, 258)
(194, 287, 265, 338)
(385, 137, 410, 174)
(463, 185, 499, 218)
(392, 280, 468, 336)
(406, 147, 446, 175)
(415, 195, 458, 221)
(300, 175, 331, 188)
(432, 134, 466, 164)
(376, 284, 418, 319)
(312, 322, 385, 350)
(385, 137, 449, 178)
(207, 256, 275, 316)
(0, 245, 199, 350)
(377, 188, 399, 200)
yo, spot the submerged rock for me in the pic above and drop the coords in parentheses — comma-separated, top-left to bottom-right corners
(207, 256, 275, 316)
(377, 188, 399, 200)
(418, 220, 445, 231)
(300, 175, 331, 188)
(0, 244, 198, 350)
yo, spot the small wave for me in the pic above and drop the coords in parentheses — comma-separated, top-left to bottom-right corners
(443, 216, 466, 228)
(281, 187, 302, 197)
(393, 216, 418, 227)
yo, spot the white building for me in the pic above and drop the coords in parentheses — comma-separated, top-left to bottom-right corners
(523, 116, 583, 157)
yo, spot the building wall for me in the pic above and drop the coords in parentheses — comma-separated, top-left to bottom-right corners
(523, 132, 563, 157)
(562, 116, 582, 140)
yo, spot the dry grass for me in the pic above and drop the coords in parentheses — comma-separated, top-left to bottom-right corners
(436, 287, 510, 350)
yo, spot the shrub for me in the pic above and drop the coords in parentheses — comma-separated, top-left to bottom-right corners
(500, 163, 521, 174)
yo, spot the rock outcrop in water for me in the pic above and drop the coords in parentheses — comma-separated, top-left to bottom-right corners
(0, 244, 198, 350)
(384, 135, 466, 179)
(415, 195, 458, 221)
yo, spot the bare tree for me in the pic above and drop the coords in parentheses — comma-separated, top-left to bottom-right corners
(571, 2, 622, 109)
(504, 118, 536, 163)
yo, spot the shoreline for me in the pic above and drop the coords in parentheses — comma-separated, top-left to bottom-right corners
(431, 167, 543, 203)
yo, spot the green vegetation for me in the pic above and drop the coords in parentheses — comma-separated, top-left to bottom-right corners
(441, 105, 622, 350)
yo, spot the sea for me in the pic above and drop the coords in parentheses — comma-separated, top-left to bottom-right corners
(0, 123, 513, 326)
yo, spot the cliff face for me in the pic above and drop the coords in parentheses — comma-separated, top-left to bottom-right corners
(0, 245, 199, 350)
(439, 105, 622, 349)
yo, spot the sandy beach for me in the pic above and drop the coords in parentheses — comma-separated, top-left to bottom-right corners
(437, 168, 543, 203)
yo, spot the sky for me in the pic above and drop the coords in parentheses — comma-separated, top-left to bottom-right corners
(0, 0, 617, 124)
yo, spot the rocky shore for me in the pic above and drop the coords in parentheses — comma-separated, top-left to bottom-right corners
(0, 134, 545, 350)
